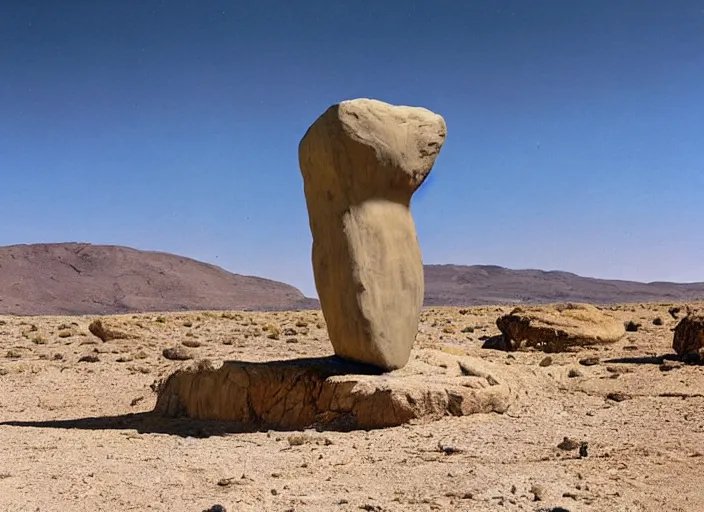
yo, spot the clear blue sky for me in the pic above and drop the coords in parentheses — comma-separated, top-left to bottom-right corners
(1, 1, 703, 297)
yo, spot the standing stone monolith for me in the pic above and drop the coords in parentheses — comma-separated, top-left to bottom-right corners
(298, 98, 447, 370)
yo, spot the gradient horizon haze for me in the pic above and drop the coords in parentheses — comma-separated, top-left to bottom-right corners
(1, 1, 703, 298)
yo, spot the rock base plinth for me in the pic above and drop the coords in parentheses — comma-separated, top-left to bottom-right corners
(153, 350, 512, 430)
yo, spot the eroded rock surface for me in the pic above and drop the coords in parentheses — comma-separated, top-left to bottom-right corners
(673, 312, 704, 356)
(496, 303, 625, 352)
(298, 98, 447, 370)
(153, 350, 512, 430)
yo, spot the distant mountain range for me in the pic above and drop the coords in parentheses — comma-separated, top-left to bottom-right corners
(423, 264, 704, 306)
(0, 243, 702, 316)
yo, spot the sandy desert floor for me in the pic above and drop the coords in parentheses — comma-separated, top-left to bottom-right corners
(0, 303, 702, 512)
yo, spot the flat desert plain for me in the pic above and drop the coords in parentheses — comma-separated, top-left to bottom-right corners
(0, 303, 702, 512)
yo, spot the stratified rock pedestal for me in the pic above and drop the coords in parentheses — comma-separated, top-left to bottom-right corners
(153, 350, 512, 430)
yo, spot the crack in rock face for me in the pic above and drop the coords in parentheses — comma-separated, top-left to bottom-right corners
(298, 98, 447, 371)
(153, 350, 512, 430)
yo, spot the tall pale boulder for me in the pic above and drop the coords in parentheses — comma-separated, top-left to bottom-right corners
(298, 98, 447, 370)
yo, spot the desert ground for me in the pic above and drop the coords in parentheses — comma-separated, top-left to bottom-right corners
(0, 303, 702, 512)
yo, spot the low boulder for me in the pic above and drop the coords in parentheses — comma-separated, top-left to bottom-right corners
(495, 303, 625, 352)
(88, 319, 135, 342)
(673, 312, 704, 357)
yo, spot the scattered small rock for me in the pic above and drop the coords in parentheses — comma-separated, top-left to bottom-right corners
(78, 354, 100, 363)
(182, 339, 202, 348)
(539, 356, 553, 367)
(288, 434, 313, 446)
(265, 324, 281, 340)
(557, 437, 579, 451)
(481, 335, 514, 351)
(605, 365, 631, 374)
(568, 368, 582, 378)
(128, 367, 150, 377)
(579, 357, 600, 366)
(88, 319, 131, 342)
(530, 484, 547, 501)
(202, 505, 226, 512)
(437, 441, 464, 455)
(162, 347, 193, 361)
(673, 313, 704, 357)
(606, 392, 630, 402)
(669, 306, 681, 319)
(579, 442, 589, 458)
(5, 349, 21, 359)
(624, 320, 641, 332)
(653, 317, 663, 326)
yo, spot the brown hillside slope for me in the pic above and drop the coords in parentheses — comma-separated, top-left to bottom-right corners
(424, 264, 704, 306)
(0, 243, 318, 315)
